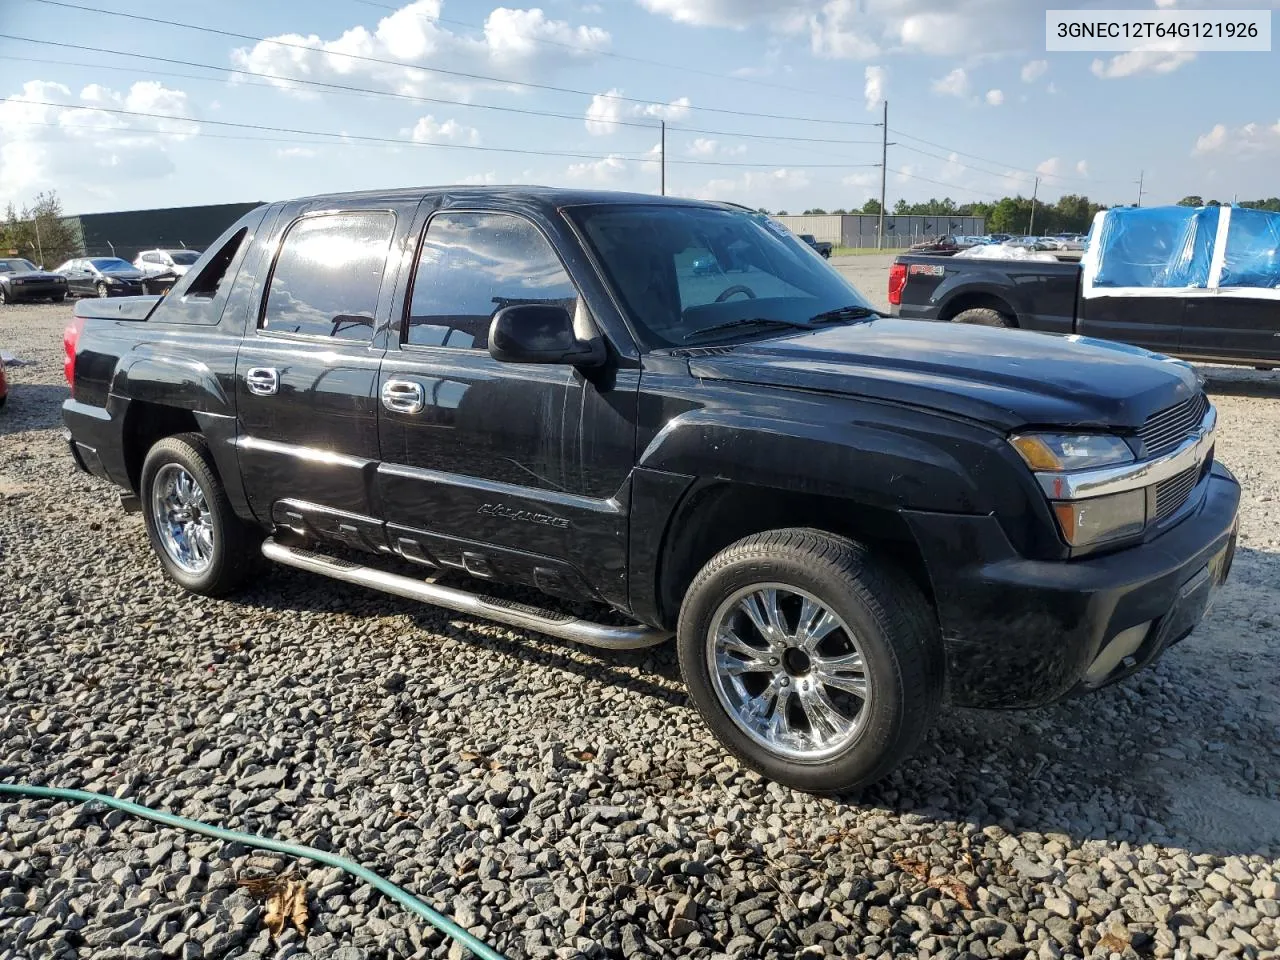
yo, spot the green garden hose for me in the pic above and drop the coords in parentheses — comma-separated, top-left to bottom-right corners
(0, 783, 509, 960)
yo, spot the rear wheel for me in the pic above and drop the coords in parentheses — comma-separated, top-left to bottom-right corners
(677, 528, 941, 793)
(141, 433, 261, 596)
(951, 307, 1011, 327)
(52, 293, 65, 303)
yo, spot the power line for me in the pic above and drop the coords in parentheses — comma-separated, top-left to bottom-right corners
(347, 0, 861, 105)
(10, 98, 881, 169)
(890, 168, 1004, 199)
(17, 0, 881, 127)
(889, 127, 1119, 186)
(3, 42, 885, 148)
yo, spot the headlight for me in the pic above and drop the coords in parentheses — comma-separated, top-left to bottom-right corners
(1051, 490, 1146, 547)
(1009, 433, 1134, 471)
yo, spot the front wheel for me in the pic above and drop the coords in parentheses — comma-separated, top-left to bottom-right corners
(0, 286, 8, 304)
(141, 433, 261, 596)
(95, 282, 108, 298)
(677, 528, 941, 793)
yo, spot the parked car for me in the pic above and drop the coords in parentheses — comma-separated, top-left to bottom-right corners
(134, 248, 202, 277)
(0, 356, 6, 409)
(0, 257, 68, 304)
(797, 234, 833, 258)
(62, 188, 1239, 792)
(54, 258, 148, 298)
(987, 233, 1012, 243)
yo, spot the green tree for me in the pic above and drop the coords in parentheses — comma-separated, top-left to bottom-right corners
(1177, 195, 1204, 207)
(860, 198, 883, 215)
(1, 192, 81, 267)
(802, 207, 828, 215)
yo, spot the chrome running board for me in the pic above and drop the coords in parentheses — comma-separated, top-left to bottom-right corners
(261, 539, 671, 651)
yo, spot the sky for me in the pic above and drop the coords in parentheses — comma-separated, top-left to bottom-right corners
(0, 0, 1277, 216)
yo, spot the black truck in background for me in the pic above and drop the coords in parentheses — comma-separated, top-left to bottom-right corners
(62, 187, 1239, 792)
(889, 253, 1279, 369)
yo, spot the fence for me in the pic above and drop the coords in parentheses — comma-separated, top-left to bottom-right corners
(774, 214, 987, 249)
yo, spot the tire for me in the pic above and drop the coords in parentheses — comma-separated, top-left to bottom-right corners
(140, 433, 261, 597)
(0, 286, 8, 305)
(677, 528, 941, 794)
(52, 294, 65, 303)
(951, 307, 1011, 327)
(96, 282, 109, 298)
(1256, 366, 1275, 372)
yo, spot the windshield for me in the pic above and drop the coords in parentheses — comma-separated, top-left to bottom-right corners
(169, 251, 200, 265)
(90, 257, 135, 272)
(570, 204, 876, 348)
(0, 259, 37, 273)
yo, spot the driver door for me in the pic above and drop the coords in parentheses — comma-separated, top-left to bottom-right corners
(375, 205, 639, 609)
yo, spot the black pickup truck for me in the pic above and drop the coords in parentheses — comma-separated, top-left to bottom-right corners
(889, 252, 1279, 369)
(62, 188, 1239, 792)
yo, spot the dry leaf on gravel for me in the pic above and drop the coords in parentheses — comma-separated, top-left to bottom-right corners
(239, 877, 309, 939)
(892, 855, 929, 882)
(934, 877, 974, 910)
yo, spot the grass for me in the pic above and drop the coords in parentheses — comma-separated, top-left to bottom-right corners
(831, 247, 907, 257)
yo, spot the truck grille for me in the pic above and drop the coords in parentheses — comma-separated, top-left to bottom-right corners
(1154, 466, 1201, 522)
(1139, 392, 1209, 457)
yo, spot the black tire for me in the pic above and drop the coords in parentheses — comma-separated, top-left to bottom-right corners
(140, 433, 261, 597)
(951, 307, 1011, 327)
(52, 294, 65, 303)
(1257, 366, 1275, 372)
(96, 281, 108, 298)
(677, 528, 941, 794)
(0, 286, 8, 305)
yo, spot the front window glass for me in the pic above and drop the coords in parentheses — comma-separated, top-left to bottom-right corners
(570, 204, 875, 348)
(0, 259, 37, 272)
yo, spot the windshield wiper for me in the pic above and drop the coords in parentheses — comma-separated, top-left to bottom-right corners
(683, 317, 814, 342)
(808, 304, 883, 324)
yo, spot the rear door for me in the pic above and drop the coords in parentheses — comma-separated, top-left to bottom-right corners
(233, 199, 415, 551)
(1076, 295, 1185, 356)
(374, 204, 638, 608)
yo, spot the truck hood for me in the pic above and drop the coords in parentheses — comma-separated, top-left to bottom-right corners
(685, 318, 1200, 431)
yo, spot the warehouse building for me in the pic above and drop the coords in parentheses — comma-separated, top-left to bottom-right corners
(74, 202, 264, 261)
(775, 213, 987, 250)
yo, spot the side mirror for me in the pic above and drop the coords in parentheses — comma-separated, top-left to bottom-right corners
(488, 303, 605, 367)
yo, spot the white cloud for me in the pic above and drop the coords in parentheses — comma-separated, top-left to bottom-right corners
(940, 152, 964, 181)
(689, 138, 717, 157)
(1090, 48, 1195, 79)
(684, 167, 812, 206)
(1047, 81, 1058, 95)
(1075, 160, 1089, 176)
(843, 171, 877, 188)
(985, 88, 1004, 106)
(408, 114, 480, 145)
(231, 0, 610, 100)
(585, 89, 690, 135)
(863, 65, 886, 112)
(0, 79, 197, 205)
(274, 146, 317, 158)
(459, 171, 498, 184)
(1192, 119, 1280, 156)
(1036, 157, 1062, 178)
(931, 67, 968, 98)
(566, 153, 628, 183)
(1020, 59, 1048, 83)
(810, 0, 880, 59)
(635, 0, 786, 28)
(685, 138, 745, 157)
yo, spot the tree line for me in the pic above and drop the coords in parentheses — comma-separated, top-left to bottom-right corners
(770, 194, 1280, 236)
(2, 192, 82, 269)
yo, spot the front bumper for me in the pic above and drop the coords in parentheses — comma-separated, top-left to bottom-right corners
(7, 281, 67, 300)
(905, 461, 1240, 708)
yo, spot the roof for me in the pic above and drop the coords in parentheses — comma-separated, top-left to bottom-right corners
(290, 185, 727, 209)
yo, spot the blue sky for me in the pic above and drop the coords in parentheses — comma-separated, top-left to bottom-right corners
(0, 0, 1277, 215)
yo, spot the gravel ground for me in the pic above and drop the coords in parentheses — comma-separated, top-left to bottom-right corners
(2, 300, 1279, 960)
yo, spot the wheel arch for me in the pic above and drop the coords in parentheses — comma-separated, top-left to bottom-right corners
(938, 289, 1018, 325)
(655, 480, 935, 630)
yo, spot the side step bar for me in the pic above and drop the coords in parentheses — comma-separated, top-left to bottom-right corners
(261, 539, 672, 651)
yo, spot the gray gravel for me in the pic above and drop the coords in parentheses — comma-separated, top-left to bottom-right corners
(2, 300, 1279, 960)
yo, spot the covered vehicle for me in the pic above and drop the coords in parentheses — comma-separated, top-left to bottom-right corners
(891, 204, 1280, 368)
(54, 257, 147, 298)
(0, 257, 68, 304)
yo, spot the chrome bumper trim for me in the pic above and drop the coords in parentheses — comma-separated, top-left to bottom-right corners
(1035, 405, 1216, 501)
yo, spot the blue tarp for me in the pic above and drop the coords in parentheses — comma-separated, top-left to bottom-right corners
(1219, 206, 1280, 289)
(1091, 205, 1220, 289)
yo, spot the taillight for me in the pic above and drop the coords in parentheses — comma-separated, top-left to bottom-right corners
(888, 262, 907, 306)
(63, 316, 86, 390)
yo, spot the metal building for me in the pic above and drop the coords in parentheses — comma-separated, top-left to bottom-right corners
(774, 213, 987, 250)
(74, 202, 264, 261)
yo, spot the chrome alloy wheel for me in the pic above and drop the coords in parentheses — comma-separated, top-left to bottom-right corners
(707, 584, 872, 762)
(150, 463, 215, 575)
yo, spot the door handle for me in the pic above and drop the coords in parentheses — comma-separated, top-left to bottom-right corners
(381, 379, 425, 415)
(246, 367, 279, 396)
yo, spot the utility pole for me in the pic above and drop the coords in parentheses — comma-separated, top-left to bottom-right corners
(32, 215, 44, 267)
(660, 120, 666, 197)
(1028, 176, 1040, 235)
(877, 99, 887, 250)
(1135, 170, 1144, 208)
